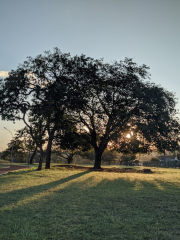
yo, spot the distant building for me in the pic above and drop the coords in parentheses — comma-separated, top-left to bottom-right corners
(157, 155, 180, 162)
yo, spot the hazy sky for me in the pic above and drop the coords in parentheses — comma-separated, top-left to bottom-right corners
(0, 0, 180, 150)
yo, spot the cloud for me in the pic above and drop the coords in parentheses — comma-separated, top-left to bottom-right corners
(0, 71, 9, 78)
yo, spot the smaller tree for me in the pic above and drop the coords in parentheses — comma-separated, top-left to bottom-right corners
(151, 157, 160, 162)
(154, 118, 180, 157)
(102, 149, 118, 165)
(14, 127, 38, 164)
(2, 139, 26, 163)
(120, 154, 136, 166)
(80, 148, 95, 162)
(134, 159, 140, 165)
(55, 129, 91, 164)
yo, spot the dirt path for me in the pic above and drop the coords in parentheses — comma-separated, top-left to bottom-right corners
(0, 165, 28, 175)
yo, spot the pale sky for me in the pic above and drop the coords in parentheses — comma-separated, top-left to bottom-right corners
(0, 0, 180, 150)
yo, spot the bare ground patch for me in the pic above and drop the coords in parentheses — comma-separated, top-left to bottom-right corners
(0, 165, 28, 175)
(54, 164, 153, 173)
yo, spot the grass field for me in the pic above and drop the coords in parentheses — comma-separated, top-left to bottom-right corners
(0, 166, 180, 240)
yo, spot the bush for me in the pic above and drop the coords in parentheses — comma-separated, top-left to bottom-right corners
(151, 157, 160, 162)
(120, 154, 137, 166)
(134, 159, 140, 165)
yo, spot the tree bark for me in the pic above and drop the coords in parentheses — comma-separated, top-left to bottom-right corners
(37, 146, 43, 171)
(45, 138, 52, 169)
(93, 149, 103, 169)
(67, 155, 73, 164)
(90, 128, 109, 169)
(45, 128, 56, 169)
(45, 136, 53, 169)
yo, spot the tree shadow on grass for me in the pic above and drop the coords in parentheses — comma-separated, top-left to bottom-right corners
(0, 168, 41, 186)
(0, 170, 90, 209)
(1, 173, 180, 240)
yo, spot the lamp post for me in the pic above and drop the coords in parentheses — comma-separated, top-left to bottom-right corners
(4, 127, 14, 163)
(0, 147, 3, 159)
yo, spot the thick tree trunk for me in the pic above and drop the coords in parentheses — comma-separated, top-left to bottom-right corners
(90, 129, 109, 169)
(164, 151, 167, 168)
(67, 155, 73, 164)
(45, 136, 53, 169)
(29, 146, 37, 164)
(93, 149, 103, 169)
(67, 152, 75, 164)
(37, 146, 43, 171)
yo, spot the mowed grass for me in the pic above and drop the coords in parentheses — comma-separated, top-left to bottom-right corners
(0, 166, 180, 240)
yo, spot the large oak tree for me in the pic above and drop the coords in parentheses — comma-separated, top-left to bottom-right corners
(69, 57, 179, 169)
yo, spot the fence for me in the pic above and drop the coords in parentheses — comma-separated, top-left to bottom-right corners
(143, 161, 180, 168)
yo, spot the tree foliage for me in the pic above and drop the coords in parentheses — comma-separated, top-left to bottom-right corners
(151, 157, 160, 162)
(0, 48, 179, 169)
(55, 125, 92, 164)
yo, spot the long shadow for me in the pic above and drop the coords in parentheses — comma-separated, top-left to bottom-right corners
(0, 170, 90, 208)
(2, 174, 180, 239)
(1, 170, 180, 239)
(0, 168, 39, 187)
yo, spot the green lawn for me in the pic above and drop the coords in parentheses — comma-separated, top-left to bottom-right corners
(0, 166, 180, 240)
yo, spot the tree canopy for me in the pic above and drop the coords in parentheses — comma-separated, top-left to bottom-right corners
(0, 48, 179, 169)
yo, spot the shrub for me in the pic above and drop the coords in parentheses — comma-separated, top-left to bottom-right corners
(151, 157, 160, 162)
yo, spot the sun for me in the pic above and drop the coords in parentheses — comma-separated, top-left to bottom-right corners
(126, 132, 133, 138)
(126, 134, 131, 138)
